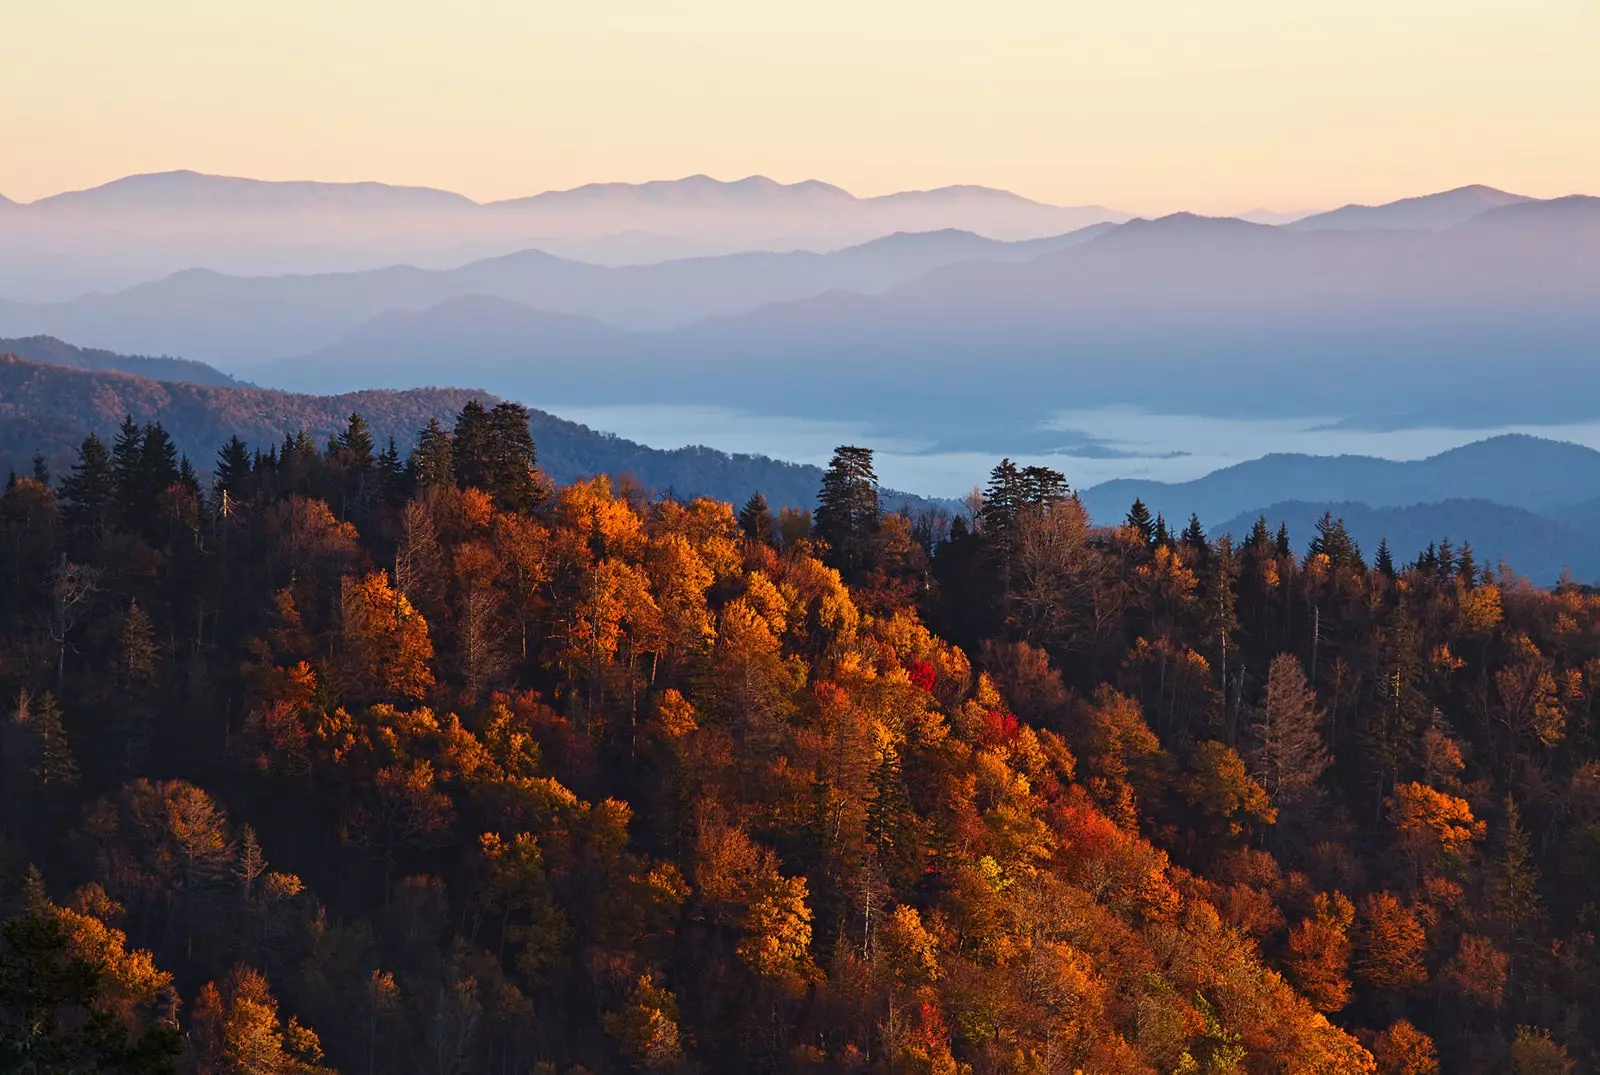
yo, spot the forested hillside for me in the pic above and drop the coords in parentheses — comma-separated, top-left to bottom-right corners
(0, 335, 246, 388)
(0, 353, 909, 512)
(2, 415, 1596, 1074)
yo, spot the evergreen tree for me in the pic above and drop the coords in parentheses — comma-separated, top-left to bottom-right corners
(1125, 498, 1155, 547)
(60, 434, 116, 537)
(1374, 538, 1396, 580)
(814, 445, 881, 580)
(30, 454, 49, 487)
(1309, 512, 1362, 569)
(1496, 795, 1542, 941)
(111, 415, 144, 521)
(1457, 542, 1477, 589)
(410, 418, 455, 490)
(981, 459, 1024, 592)
(177, 455, 201, 502)
(1019, 464, 1068, 508)
(214, 436, 252, 502)
(453, 401, 539, 510)
(1153, 513, 1172, 549)
(333, 412, 375, 471)
(1274, 522, 1293, 559)
(375, 437, 406, 505)
(738, 492, 775, 546)
(1181, 513, 1208, 555)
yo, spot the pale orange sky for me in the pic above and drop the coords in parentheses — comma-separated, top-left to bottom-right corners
(3, 0, 1596, 214)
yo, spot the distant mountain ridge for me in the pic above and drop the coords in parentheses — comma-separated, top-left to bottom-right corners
(0, 225, 1112, 365)
(1080, 436, 1600, 526)
(224, 197, 1600, 440)
(1288, 184, 1532, 232)
(0, 170, 1132, 301)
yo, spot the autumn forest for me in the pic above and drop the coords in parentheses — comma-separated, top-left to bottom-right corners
(4, 402, 1599, 1075)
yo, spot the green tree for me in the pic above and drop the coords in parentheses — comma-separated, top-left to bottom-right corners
(61, 434, 117, 538)
(410, 418, 455, 490)
(1125, 498, 1155, 547)
(814, 445, 881, 580)
(738, 492, 775, 546)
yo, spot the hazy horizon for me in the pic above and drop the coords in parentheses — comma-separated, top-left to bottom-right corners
(6, 0, 1599, 215)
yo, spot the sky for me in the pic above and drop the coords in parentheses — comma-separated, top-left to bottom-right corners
(3, 0, 1597, 214)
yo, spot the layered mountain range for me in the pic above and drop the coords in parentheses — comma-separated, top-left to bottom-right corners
(0, 171, 1126, 300)
(3, 181, 1596, 442)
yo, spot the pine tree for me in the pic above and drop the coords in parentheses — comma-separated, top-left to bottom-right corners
(1125, 498, 1155, 547)
(214, 436, 253, 501)
(410, 418, 455, 490)
(60, 434, 116, 537)
(10, 690, 79, 789)
(1274, 522, 1292, 559)
(375, 437, 406, 505)
(1496, 795, 1542, 941)
(1153, 513, 1172, 549)
(453, 401, 539, 510)
(1181, 513, 1208, 555)
(814, 445, 881, 580)
(1309, 512, 1361, 569)
(981, 459, 1024, 593)
(738, 492, 775, 546)
(334, 412, 375, 471)
(1019, 464, 1068, 508)
(30, 454, 49, 486)
(1457, 542, 1478, 589)
(1374, 537, 1396, 580)
(178, 455, 201, 502)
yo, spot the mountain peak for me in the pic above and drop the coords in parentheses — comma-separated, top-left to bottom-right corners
(1289, 184, 1532, 232)
(27, 170, 479, 212)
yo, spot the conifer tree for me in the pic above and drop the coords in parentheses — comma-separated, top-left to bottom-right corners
(333, 412, 375, 471)
(1374, 537, 1396, 580)
(738, 492, 775, 546)
(1125, 498, 1155, 547)
(1153, 513, 1172, 549)
(30, 454, 49, 486)
(60, 434, 116, 537)
(374, 437, 406, 505)
(410, 418, 455, 490)
(453, 401, 539, 510)
(814, 445, 881, 580)
(1309, 512, 1361, 569)
(1274, 522, 1292, 559)
(214, 436, 253, 502)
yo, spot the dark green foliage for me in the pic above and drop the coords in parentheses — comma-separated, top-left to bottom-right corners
(453, 400, 540, 510)
(60, 434, 116, 537)
(1374, 537, 1396, 579)
(0, 909, 180, 1074)
(738, 492, 775, 546)
(1126, 497, 1155, 546)
(409, 417, 455, 490)
(814, 445, 881, 579)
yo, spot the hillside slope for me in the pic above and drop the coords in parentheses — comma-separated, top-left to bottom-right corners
(0, 353, 923, 511)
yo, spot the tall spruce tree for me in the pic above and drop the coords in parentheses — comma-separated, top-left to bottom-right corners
(1125, 498, 1155, 547)
(60, 434, 116, 538)
(739, 492, 775, 546)
(814, 445, 881, 580)
(410, 418, 455, 490)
